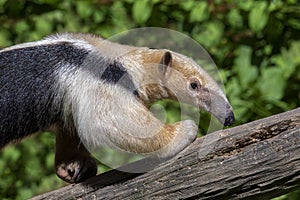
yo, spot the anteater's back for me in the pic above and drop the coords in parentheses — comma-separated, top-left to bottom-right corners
(0, 42, 88, 147)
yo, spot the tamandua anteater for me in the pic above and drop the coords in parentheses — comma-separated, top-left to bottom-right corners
(0, 33, 235, 183)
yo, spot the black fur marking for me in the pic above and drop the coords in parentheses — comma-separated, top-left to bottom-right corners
(0, 42, 89, 147)
(101, 61, 127, 84)
(101, 61, 137, 94)
(81, 56, 138, 94)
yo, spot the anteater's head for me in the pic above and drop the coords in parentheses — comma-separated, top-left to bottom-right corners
(124, 49, 235, 127)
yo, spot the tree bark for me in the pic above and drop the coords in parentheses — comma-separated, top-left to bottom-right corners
(31, 108, 300, 200)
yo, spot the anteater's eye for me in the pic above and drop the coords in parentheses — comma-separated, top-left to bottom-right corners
(188, 78, 201, 91)
(189, 82, 198, 90)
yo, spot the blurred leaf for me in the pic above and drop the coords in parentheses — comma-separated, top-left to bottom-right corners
(264, 44, 272, 55)
(76, 1, 93, 18)
(111, 1, 133, 29)
(132, 0, 152, 25)
(227, 8, 243, 28)
(249, 2, 269, 33)
(272, 41, 300, 79)
(181, 0, 195, 11)
(230, 98, 249, 122)
(17, 189, 33, 200)
(93, 11, 105, 23)
(233, 46, 258, 88)
(226, 77, 241, 98)
(288, 18, 300, 30)
(34, 17, 53, 36)
(15, 20, 29, 35)
(0, 29, 12, 46)
(269, 0, 284, 12)
(258, 67, 285, 100)
(193, 21, 224, 47)
(0, 0, 7, 6)
(46, 152, 54, 169)
(189, 2, 209, 23)
(2, 146, 21, 162)
(237, 1, 254, 11)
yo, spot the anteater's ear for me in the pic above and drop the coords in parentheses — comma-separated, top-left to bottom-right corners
(159, 51, 172, 78)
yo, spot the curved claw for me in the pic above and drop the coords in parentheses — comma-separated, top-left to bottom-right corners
(56, 157, 97, 183)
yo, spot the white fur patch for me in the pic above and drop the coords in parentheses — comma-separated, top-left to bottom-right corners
(57, 65, 164, 152)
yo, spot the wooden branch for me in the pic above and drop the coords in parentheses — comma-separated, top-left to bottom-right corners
(31, 108, 300, 200)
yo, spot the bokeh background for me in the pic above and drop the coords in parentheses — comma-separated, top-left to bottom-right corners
(0, 0, 299, 199)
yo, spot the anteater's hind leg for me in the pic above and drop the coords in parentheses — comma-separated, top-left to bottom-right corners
(54, 125, 97, 183)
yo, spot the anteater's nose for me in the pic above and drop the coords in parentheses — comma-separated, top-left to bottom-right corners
(224, 110, 235, 126)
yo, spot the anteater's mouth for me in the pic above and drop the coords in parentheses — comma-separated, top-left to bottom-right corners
(223, 110, 235, 126)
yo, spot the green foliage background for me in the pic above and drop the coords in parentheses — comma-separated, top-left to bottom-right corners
(0, 0, 299, 199)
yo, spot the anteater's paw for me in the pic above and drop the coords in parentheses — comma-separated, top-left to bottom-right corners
(157, 120, 198, 158)
(56, 156, 97, 183)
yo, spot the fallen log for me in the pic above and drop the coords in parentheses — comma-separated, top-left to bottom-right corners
(31, 108, 300, 200)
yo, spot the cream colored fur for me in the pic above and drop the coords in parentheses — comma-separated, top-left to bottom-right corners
(54, 33, 232, 158)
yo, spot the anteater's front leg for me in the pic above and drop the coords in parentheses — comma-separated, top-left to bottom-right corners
(54, 125, 97, 183)
(111, 120, 198, 158)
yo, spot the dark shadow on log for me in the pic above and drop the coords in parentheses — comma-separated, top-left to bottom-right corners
(31, 108, 300, 200)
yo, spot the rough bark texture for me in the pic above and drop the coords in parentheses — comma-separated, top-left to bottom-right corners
(31, 108, 300, 200)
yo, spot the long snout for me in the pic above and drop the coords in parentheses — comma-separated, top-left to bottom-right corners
(200, 90, 235, 127)
(211, 104, 235, 127)
(210, 99, 235, 127)
(208, 101, 235, 126)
